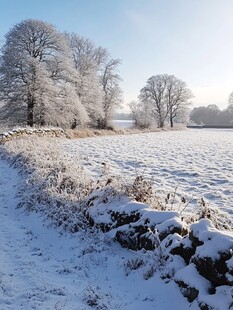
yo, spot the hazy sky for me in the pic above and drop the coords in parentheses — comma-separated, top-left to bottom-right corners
(1, 0, 233, 110)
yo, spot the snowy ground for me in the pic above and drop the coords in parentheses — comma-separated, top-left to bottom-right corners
(0, 129, 232, 309)
(62, 129, 233, 217)
(0, 158, 192, 309)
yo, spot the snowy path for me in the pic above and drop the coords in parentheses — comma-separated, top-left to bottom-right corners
(0, 159, 191, 310)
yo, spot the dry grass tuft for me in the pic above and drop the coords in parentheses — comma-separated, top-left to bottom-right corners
(65, 124, 185, 139)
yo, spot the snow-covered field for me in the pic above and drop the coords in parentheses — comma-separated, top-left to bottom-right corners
(63, 129, 233, 217)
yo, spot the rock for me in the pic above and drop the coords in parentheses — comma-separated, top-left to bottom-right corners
(171, 236, 196, 264)
(110, 210, 141, 227)
(190, 219, 233, 287)
(198, 302, 214, 310)
(86, 193, 188, 251)
(114, 215, 188, 251)
(175, 280, 199, 302)
(189, 230, 204, 247)
(174, 263, 213, 302)
(113, 211, 186, 251)
(192, 253, 232, 286)
(115, 224, 157, 251)
(156, 216, 188, 241)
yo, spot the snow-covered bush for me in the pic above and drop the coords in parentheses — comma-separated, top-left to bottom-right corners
(124, 175, 162, 208)
(1, 136, 94, 231)
(83, 285, 113, 310)
(124, 258, 145, 276)
(197, 197, 233, 231)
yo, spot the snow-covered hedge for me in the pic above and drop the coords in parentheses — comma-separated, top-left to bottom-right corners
(0, 136, 95, 232)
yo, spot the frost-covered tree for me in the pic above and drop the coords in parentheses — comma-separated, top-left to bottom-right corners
(128, 100, 153, 128)
(56, 82, 89, 128)
(0, 19, 124, 129)
(165, 75, 193, 127)
(98, 58, 123, 128)
(139, 74, 192, 128)
(139, 75, 168, 128)
(66, 34, 103, 127)
(225, 94, 233, 124)
(0, 19, 80, 127)
(228, 91, 233, 105)
(67, 33, 123, 128)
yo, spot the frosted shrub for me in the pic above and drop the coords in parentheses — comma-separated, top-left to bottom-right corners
(125, 175, 163, 209)
(127, 178, 233, 230)
(124, 258, 144, 275)
(2, 136, 94, 231)
(197, 198, 233, 230)
(163, 186, 192, 214)
(83, 286, 112, 310)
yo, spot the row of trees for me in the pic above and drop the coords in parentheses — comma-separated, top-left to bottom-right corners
(190, 103, 233, 125)
(2, 19, 231, 130)
(129, 74, 193, 128)
(0, 19, 122, 128)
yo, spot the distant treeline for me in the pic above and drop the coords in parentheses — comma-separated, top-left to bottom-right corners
(190, 104, 233, 126)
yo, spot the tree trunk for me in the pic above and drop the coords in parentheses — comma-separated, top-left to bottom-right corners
(97, 117, 108, 129)
(40, 119, 45, 126)
(39, 104, 46, 126)
(27, 102, 34, 127)
(71, 119, 77, 129)
(170, 116, 174, 128)
(158, 119, 164, 128)
(27, 95, 35, 127)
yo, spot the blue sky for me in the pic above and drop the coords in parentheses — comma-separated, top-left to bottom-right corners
(1, 0, 233, 110)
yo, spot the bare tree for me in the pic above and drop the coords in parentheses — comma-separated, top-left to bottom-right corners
(226, 93, 233, 124)
(65, 33, 123, 129)
(0, 19, 76, 127)
(228, 91, 233, 105)
(98, 58, 123, 128)
(139, 75, 169, 128)
(66, 34, 104, 126)
(166, 75, 193, 127)
(228, 92, 233, 114)
(128, 100, 153, 128)
(139, 74, 192, 128)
